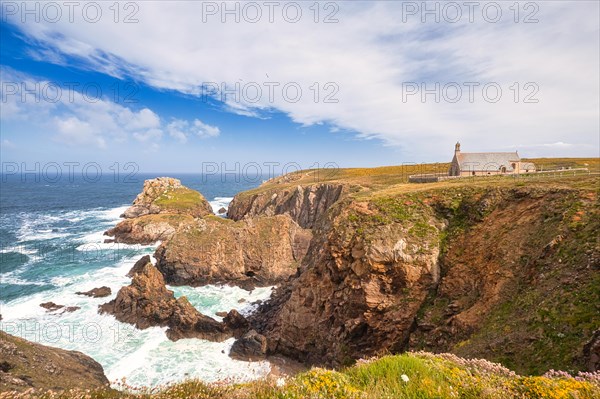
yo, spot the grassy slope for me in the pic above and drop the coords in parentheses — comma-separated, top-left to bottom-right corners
(16, 353, 600, 399)
(237, 158, 599, 198)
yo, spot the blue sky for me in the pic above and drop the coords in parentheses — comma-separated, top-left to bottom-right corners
(1, 1, 598, 173)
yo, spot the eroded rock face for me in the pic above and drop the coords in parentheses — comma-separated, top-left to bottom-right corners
(250, 200, 442, 366)
(155, 215, 312, 289)
(228, 184, 347, 228)
(105, 214, 194, 245)
(0, 331, 109, 392)
(99, 260, 244, 342)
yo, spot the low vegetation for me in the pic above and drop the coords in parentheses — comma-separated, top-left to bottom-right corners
(153, 187, 210, 214)
(5, 353, 599, 399)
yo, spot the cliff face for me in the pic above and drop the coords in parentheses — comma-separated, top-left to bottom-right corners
(0, 331, 109, 392)
(251, 196, 444, 365)
(155, 215, 312, 289)
(228, 183, 348, 228)
(248, 183, 600, 374)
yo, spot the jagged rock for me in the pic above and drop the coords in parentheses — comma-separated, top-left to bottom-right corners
(215, 311, 228, 317)
(166, 297, 230, 342)
(40, 302, 63, 312)
(128, 255, 152, 277)
(0, 331, 109, 392)
(99, 261, 231, 342)
(218, 207, 227, 214)
(155, 214, 312, 288)
(99, 263, 180, 329)
(223, 309, 250, 338)
(229, 330, 268, 361)
(228, 183, 347, 228)
(76, 286, 111, 298)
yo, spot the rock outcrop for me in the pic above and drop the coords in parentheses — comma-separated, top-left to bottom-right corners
(128, 255, 152, 277)
(229, 330, 268, 361)
(104, 177, 213, 244)
(121, 177, 213, 219)
(39, 302, 80, 313)
(155, 215, 312, 289)
(76, 286, 111, 298)
(99, 258, 246, 342)
(0, 331, 109, 392)
(228, 183, 347, 228)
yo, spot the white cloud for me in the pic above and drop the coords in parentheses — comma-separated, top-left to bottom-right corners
(0, 68, 221, 150)
(3, 2, 599, 158)
(166, 119, 189, 143)
(53, 115, 107, 148)
(166, 118, 221, 142)
(192, 119, 220, 138)
(1, 139, 16, 149)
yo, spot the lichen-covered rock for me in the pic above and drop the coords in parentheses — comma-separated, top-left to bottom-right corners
(0, 331, 109, 392)
(155, 215, 312, 288)
(104, 177, 213, 244)
(122, 177, 213, 219)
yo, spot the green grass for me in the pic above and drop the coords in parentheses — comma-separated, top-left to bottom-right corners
(17, 353, 600, 399)
(153, 187, 209, 213)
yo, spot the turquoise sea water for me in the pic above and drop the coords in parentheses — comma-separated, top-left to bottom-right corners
(0, 174, 274, 387)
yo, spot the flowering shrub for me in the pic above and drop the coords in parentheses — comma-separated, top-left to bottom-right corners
(282, 368, 364, 399)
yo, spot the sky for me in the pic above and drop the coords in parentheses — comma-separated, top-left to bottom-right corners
(0, 1, 599, 173)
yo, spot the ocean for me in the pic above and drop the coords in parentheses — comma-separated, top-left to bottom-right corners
(0, 173, 273, 387)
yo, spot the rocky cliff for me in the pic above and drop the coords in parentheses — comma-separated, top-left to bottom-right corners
(155, 215, 312, 289)
(246, 178, 600, 374)
(228, 183, 348, 228)
(0, 331, 109, 392)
